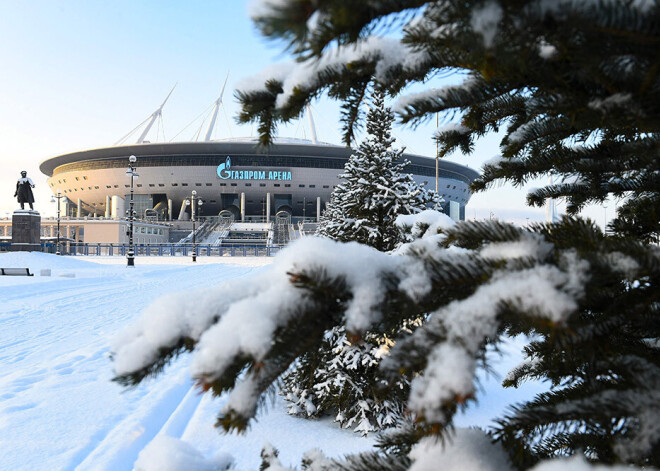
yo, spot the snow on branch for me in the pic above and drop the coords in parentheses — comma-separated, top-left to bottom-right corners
(236, 35, 430, 111)
(404, 251, 588, 423)
(113, 218, 591, 433)
(409, 428, 513, 471)
(393, 76, 486, 123)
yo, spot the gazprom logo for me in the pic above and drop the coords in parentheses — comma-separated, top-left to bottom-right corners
(217, 156, 231, 179)
(216, 155, 292, 181)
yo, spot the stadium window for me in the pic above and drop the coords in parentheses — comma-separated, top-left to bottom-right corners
(259, 183, 266, 187)
(447, 184, 450, 188)
(149, 184, 155, 187)
(182, 183, 188, 186)
(158, 184, 164, 187)
(274, 184, 280, 187)
(75, 177, 79, 181)
(172, 183, 178, 186)
(137, 184, 142, 187)
(58, 180, 62, 184)
(205, 183, 212, 186)
(210, 200, 217, 203)
(285, 184, 291, 187)
(323, 185, 329, 188)
(195, 183, 202, 186)
(74, 189, 77, 192)
(220, 183, 226, 186)
(299, 184, 305, 188)
(230, 183, 237, 187)
(94, 186, 99, 189)
(452, 186, 456, 189)
(124, 184, 129, 188)
(83, 176, 87, 180)
(245, 183, 252, 187)
(309, 185, 315, 188)
(106, 185, 112, 189)
(88, 187, 92, 190)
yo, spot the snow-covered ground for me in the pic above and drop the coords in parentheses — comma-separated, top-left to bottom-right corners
(0, 252, 543, 471)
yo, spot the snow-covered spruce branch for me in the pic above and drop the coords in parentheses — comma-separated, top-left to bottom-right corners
(114, 218, 584, 430)
(248, 0, 429, 59)
(134, 427, 652, 471)
(115, 214, 660, 466)
(238, 1, 660, 242)
(235, 35, 432, 145)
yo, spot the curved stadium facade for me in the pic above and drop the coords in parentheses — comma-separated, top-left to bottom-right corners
(39, 139, 479, 221)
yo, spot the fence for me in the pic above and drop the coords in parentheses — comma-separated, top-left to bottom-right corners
(0, 242, 283, 257)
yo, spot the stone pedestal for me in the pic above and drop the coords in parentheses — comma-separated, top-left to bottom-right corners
(10, 210, 41, 252)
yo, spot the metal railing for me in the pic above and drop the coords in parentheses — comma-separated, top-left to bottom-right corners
(0, 242, 282, 257)
(65, 243, 282, 257)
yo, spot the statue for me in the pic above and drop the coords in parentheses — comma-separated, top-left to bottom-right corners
(15, 171, 35, 210)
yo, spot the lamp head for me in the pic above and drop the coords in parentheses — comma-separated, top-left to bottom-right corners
(129, 155, 137, 163)
(192, 190, 197, 196)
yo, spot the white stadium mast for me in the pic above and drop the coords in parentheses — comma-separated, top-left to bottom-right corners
(546, 174, 559, 223)
(306, 103, 319, 145)
(204, 73, 230, 142)
(137, 84, 177, 144)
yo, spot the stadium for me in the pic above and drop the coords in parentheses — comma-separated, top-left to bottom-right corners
(39, 138, 479, 223)
(40, 139, 478, 221)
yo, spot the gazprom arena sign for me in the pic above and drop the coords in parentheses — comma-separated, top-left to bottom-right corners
(217, 156, 291, 181)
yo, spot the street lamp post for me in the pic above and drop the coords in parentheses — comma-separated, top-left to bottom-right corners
(50, 190, 64, 255)
(185, 190, 203, 262)
(126, 155, 138, 267)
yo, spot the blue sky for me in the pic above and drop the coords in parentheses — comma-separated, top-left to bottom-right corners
(0, 1, 609, 225)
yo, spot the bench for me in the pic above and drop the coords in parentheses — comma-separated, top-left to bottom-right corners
(0, 268, 34, 276)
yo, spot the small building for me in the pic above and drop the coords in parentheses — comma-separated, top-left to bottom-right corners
(0, 217, 170, 245)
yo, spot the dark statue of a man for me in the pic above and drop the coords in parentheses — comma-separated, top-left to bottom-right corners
(15, 170, 35, 210)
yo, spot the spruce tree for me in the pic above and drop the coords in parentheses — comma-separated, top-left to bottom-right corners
(317, 87, 441, 252)
(281, 326, 408, 435)
(283, 87, 435, 434)
(115, 2, 660, 469)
